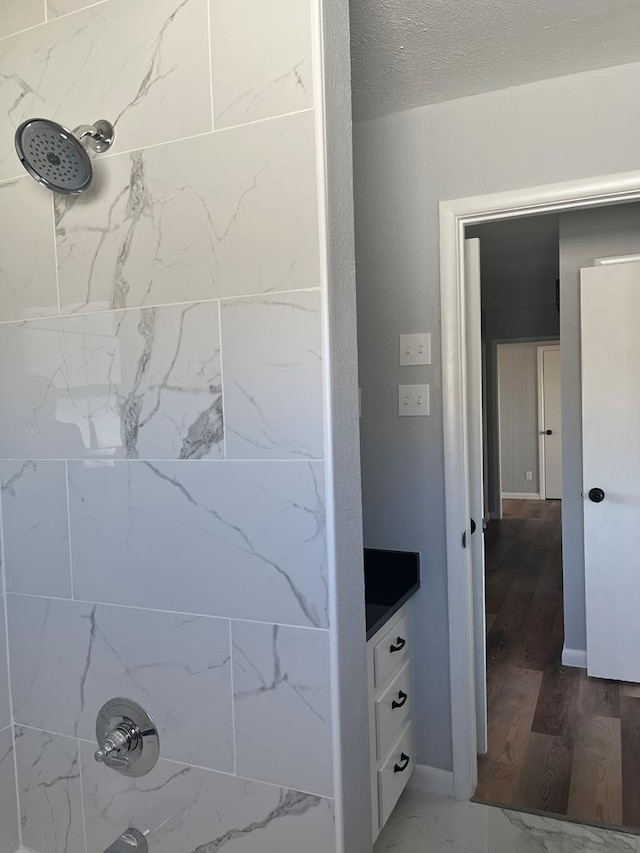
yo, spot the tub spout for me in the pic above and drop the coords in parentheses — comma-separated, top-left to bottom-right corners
(104, 828, 148, 853)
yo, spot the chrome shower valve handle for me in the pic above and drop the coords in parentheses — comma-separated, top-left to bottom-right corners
(95, 698, 159, 777)
(94, 718, 141, 764)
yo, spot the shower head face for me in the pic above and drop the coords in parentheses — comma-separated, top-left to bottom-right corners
(15, 119, 93, 194)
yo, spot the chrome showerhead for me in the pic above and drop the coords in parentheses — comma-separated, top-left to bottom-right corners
(14, 118, 115, 194)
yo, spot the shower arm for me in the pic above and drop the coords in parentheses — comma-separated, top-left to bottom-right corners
(73, 119, 115, 153)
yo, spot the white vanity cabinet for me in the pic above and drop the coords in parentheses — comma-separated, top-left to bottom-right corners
(367, 602, 415, 841)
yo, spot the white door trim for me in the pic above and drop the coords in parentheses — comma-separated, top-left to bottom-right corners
(439, 169, 640, 801)
(537, 344, 561, 501)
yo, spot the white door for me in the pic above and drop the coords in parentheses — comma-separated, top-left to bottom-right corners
(465, 238, 488, 754)
(540, 347, 562, 499)
(582, 261, 640, 682)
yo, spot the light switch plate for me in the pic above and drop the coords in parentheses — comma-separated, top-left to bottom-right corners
(400, 333, 431, 366)
(399, 384, 430, 416)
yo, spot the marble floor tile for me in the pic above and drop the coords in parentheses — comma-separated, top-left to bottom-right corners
(374, 788, 449, 850)
(376, 789, 640, 853)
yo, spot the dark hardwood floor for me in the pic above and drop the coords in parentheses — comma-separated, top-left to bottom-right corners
(475, 499, 640, 830)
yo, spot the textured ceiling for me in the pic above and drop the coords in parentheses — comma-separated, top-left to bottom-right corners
(350, 0, 640, 120)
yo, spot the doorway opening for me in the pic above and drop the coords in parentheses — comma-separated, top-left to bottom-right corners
(441, 177, 640, 834)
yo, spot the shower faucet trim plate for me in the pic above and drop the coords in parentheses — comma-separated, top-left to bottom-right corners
(95, 697, 159, 777)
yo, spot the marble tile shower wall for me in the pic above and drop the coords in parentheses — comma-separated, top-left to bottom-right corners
(0, 1, 335, 852)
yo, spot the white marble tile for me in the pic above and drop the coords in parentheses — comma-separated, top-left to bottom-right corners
(436, 799, 638, 853)
(55, 112, 320, 313)
(81, 744, 336, 853)
(8, 596, 234, 770)
(14, 726, 84, 853)
(0, 461, 72, 597)
(0, 727, 19, 853)
(0, 0, 44, 39)
(0, 604, 9, 730)
(233, 621, 333, 796)
(0, 178, 58, 322)
(69, 460, 328, 627)
(221, 291, 324, 460)
(0, 0, 211, 182)
(47, 0, 105, 19)
(0, 301, 223, 460)
(210, 0, 313, 129)
(374, 788, 449, 851)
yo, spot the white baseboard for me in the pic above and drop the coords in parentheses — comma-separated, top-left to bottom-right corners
(501, 492, 541, 500)
(408, 764, 454, 797)
(562, 647, 587, 669)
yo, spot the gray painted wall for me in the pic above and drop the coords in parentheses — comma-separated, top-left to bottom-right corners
(498, 343, 542, 495)
(558, 202, 640, 654)
(468, 216, 560, 512)
(354, 59, 640, 772)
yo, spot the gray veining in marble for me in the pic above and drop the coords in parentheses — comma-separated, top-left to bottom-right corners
(375, 788, 640, 853)
(55, 112, 320, 314)
(0, 605, 10, 730)
(8, 596, 234, 770)
(221, 291, 324, 460)
(14, 726, 84, 853)
(0, 726, 18, 853)
(0, 300, 223, 460)
(210, 0, 313, 129)
(233, 621, 333, 796)
(0, 178, 58, 322)
(69, 459, 328, 627)
(81, 743, 336, 853)
(0, 0, 211, 182)
(0, 461, 72, 597)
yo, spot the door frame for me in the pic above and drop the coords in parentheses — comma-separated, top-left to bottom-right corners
(537, 344, 561, 500)
(439, 169, 640, 800)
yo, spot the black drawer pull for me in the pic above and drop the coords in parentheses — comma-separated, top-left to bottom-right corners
(389, 637, 406, 653)
(392, 691, 408, 710)
(394, 753, 410, 773)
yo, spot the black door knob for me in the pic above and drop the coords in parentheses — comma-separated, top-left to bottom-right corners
(588, 487, 605, 503)
(470, 518, 477, 534)
(545, 429, 553, 435)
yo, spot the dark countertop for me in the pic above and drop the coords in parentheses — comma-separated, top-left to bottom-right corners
(364, 548, 420, 640)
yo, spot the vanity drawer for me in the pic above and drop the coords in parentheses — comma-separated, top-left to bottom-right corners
(377, 721, 414, 827)
(375, 660, 411, 759)
(374, 612, 410, 688)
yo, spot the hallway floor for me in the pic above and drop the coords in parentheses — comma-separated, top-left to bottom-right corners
(475, 499, 640, 831)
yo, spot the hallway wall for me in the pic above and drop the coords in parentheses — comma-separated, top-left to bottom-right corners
(354, 59, 640, 772)
(497, 343, 542, 497)
(467, 216, 560, 514)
